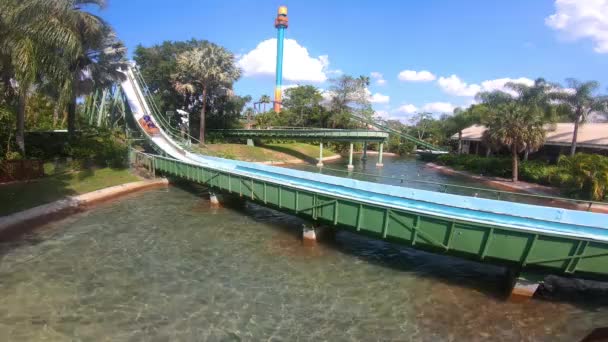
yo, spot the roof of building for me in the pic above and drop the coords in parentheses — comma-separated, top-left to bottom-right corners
(452, 123, 608, 149)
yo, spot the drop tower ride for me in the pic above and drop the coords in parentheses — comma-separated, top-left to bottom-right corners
(273, 6, 288, 113)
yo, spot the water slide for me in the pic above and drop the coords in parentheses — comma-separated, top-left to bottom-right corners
(120, 66, 608, 243)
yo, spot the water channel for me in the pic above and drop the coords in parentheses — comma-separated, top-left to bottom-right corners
(0, 154, 606, 341)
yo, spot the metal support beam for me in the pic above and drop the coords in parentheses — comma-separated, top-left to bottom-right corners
(376, 143, 384, 167)
(348, 143, 354, 170)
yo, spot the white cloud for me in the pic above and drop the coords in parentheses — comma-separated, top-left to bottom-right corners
(398, 70, 436, 82)
(438, 75, 534, 97)
(238, 38, 330, 82)
(375, 110, 390, 119)
(437, 75, 481, 96)
(480, 77, 534, 95)
(396, 104, 418, 114)
(371, 72, 387, 85)
(422, 102, 455, 113)
(369, 92, 390, 104)
(546, 0, 608, 53)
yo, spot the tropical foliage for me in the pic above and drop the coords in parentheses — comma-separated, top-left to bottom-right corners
(173, 42, 241, 143)
(552, 79, 608, 156)
(134, 40, 248, 143)
(437, 153, 608, 201)
(0, 0, 126, 158)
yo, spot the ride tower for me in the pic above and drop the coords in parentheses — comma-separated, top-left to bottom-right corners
(273, 6, 289, 113)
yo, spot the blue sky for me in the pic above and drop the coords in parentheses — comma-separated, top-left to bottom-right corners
(100, 0, 608, 120)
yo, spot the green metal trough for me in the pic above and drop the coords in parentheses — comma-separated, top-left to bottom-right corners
(135, 151, 608, 281)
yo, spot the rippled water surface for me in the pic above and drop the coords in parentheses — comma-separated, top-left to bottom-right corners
(0, 155, 606, 341)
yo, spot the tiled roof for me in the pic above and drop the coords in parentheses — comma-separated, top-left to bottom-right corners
(452, 123, 608, 149)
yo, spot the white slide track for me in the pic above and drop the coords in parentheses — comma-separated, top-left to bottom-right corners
(120, 66, 608, 242)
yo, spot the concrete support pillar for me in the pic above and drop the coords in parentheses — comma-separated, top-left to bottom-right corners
(302, 225, 317, 247)
(247, 139, 255, 147)
(317, 142, 324, 167)
(507, 270, 543, 302)
(347, 143, 354, 170)
(302, 224, 335, 246)
(362, 141, 368, 161)
(209, 192, 221, 208)
(376, 143, 384, 168)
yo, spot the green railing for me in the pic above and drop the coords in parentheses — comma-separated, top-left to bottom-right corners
(209, 128, 389, 142)
(348, 114, 446, 152)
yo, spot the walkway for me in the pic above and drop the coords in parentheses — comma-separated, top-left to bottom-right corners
(211, 128, 389, 168)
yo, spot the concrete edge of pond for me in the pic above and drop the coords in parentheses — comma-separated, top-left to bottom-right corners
(0, 178, 169, 238)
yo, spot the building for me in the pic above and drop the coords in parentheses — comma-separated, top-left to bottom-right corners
(452, 123, 608, 160)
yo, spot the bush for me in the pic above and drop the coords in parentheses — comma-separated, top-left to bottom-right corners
(437, 154, 511, 178)
(557, 154, 608, 201)
(55, 129, 129, 169)
(437, 153, 608, 201)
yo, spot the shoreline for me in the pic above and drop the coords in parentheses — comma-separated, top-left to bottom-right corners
(354, 151, 399, 157)
(256, 154, 342, 166)
(426, 163, 608, 213)
(0, 178, 169, 239)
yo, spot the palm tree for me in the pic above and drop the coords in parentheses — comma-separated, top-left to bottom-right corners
(482, 103, 546, 182)
(448, 107, 478, 155)
(1, 0, 82, 153)
(55, 0, 126, 138)
(174, 43, 241, 144)
(504, 78, 560, 160)
(553, 79, 608, 156)
(0, 0, 124, 152)
(259, 94, 271, 112)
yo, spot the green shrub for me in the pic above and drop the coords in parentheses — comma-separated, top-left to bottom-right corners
(557, 154, 608, 201)
(437, 154, 511, 178)
(58, 129, 128, 169)
(437, 153, 608, 201)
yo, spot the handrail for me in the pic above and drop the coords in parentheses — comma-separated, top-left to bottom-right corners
(348, 113, 446, 152)
(131, 67, 201, 146)
(297, 164, 605, 211)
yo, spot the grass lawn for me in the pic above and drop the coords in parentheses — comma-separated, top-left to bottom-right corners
(0, 167, 140, 216)
(195, 142, 339, 163)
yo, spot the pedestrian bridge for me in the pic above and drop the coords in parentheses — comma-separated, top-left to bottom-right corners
(122, 66, 608, 297)
(209, 128, 389, 142)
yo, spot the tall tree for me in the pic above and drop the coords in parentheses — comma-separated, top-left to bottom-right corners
(446, 107, 478, 154)
(259, 94, 271, 112)
(482, 103, 546, 181)
(553, 79, 608, 156)
(0, 0, 84, 153)
(56, 0, 126, 138)
(282, 85, 324, 127)
(477, 78, 558, 161)
(174, 43, 241, 143)
(328, 75, 371, 128)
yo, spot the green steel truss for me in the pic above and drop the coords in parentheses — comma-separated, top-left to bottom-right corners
(209, 129, 389, 142)
(131, 150, 608, 280)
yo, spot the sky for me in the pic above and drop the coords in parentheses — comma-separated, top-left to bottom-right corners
(98, 0, 608, 122)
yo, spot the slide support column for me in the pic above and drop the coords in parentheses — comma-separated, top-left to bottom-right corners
(348, 143, 354, 170)
(317, 142, 324, 167)
(376, 143, 384, 167)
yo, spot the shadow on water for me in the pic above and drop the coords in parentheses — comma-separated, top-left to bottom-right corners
(172, 181, 510, 299)
(171, 179, 608, 308)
